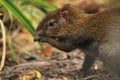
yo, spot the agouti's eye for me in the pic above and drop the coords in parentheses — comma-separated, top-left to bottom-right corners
(48, 19, 55, 27)
(49, 21, 54, 26)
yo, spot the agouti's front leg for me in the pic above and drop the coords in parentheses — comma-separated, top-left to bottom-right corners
(80, 42, 99, 74)
(81, 54, 95, 74)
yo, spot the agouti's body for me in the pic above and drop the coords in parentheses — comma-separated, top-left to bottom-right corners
(34, 5, 120, 76)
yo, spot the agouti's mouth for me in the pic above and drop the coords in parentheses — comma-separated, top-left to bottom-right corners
(34, 35, 65, 42)
(51, 36, 65, 41)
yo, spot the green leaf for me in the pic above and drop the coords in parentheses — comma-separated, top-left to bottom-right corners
(20, 0, 57, 11)
(0, 0, 35, 35)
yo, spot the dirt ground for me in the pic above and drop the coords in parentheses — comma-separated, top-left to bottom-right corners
(1, 49, 120, 80)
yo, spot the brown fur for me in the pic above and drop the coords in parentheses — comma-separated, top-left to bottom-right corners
(34, 4, 120, 76)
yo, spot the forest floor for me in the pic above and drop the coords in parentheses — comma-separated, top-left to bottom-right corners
(1, 45, 120, 80)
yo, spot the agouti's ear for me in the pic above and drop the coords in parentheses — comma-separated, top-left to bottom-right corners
(60, 11, 68, 17)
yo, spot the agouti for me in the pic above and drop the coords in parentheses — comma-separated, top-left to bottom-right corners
(34, 4, 120, 76)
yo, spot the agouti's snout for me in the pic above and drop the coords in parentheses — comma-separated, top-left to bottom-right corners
(34, 30, 44, 42)
(34, 34, 39, 42)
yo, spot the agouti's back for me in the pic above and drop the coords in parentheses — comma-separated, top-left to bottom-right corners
(97, 8, 120, 75)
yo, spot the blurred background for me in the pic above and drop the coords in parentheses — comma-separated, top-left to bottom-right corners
(0, 0, 120, 76)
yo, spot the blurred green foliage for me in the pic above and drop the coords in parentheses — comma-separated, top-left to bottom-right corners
(0, 0, 57, 35)
(0, 0, 57, 58)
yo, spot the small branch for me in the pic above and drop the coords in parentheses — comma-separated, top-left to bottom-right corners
(0, 15, 6, 71)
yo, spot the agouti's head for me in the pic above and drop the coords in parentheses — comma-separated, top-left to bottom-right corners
(34, 4, 87, 44)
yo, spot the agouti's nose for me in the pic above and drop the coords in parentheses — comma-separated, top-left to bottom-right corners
(34, 30, 43, 42)
(34, 34, 40, 42)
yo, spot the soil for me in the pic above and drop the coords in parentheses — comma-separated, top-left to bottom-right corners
(1, 49, 120, 80)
